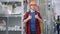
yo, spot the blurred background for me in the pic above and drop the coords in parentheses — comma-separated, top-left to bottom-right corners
(0, 0, 60, 34)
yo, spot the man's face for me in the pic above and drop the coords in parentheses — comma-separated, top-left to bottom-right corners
(30, 6, 36, 11)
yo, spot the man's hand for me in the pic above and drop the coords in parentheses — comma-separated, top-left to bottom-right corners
(24, 14, 32, 23)
(27, 14, 32, 20)
(35, 14, 42, 22)
(35, 14, 39, 19)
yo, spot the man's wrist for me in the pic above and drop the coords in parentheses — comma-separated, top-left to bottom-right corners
(27, 18, 30, 21)
(38, 18, 42, 21)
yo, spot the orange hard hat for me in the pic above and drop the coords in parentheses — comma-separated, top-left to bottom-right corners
(30, 1, 37, 6)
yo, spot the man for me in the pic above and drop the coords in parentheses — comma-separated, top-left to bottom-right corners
(23, 1, 42, 34)
(56, 16, 60, 34)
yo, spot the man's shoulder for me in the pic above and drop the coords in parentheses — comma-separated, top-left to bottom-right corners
(25, 11, 30, 14)
(24, 11, 30, 15)
(36, 11, 40, 13)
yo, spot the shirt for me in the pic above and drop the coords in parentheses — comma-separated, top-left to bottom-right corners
(30, 11, 36, 31)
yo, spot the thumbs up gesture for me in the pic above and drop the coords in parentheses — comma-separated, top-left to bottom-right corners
(35, 14, 39, 19)
(27, 14, 32, 20)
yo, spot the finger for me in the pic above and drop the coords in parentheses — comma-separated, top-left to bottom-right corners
(35, 15, 37, 17)
(37, 14, 38, 15)
(36, 15, 38, 16)
(35, 15, 36, 17)
(29, 15, 31, 17)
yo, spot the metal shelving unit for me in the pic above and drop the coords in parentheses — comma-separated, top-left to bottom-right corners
(0, 14, 24, 34)
(0, 0, 24, 34)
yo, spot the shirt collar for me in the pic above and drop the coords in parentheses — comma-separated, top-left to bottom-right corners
(30, 9, 35, 12)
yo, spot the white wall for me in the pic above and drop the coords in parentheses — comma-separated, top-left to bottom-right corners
(0, 0, 23, 2)
(53, 0, 60, 19)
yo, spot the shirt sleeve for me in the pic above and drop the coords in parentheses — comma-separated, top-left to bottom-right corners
(37, 11, 42, 19)
(23, 12, 29, 20)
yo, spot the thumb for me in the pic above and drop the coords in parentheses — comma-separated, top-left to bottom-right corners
(29, 14, 30, 16)
(36, 14, 38, 16)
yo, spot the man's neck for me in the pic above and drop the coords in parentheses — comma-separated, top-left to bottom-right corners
(30, 9, 35, 12)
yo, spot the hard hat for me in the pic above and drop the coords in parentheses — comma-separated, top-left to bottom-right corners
(30, 1, 37, 6)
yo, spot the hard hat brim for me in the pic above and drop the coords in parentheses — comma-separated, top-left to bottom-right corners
(30, 4, 37, 6)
